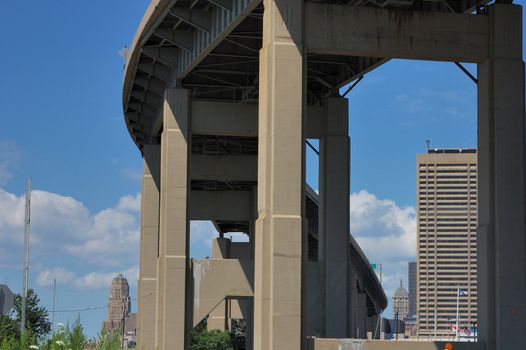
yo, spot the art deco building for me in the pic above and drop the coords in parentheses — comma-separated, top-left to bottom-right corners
(393, 280, 409, 321)
(416, 149, 477, 338)
(103, 274, 136, 337)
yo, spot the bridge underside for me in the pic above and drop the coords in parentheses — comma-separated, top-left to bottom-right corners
(127, 1, 526, 349)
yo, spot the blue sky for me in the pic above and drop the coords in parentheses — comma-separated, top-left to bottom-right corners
(0, 0, 524, 339)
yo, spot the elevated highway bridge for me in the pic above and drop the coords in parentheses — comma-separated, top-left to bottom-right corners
(124, 0, 526, 349)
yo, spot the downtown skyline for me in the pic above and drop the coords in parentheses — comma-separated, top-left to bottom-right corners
(0, 0, 515, 338)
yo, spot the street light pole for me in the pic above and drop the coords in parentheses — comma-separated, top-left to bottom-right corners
(378, 264, 383, 339)
(121, 303, 126, 349)
(395, 309, 399, 340)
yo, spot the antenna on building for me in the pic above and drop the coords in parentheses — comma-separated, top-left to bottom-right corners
(425, 139, 432, 150)
(21, 178, 31, 335)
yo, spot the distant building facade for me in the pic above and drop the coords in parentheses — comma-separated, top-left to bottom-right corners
(393, 280, 409, 321)
(416, 149, 477, 338)
(103, 274, 137, 347)
(0, 285, 14, 316)
(408, 262, 417, 317)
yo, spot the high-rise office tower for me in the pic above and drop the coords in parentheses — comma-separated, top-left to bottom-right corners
(416, 149, 477, 338)
(408, 262, 417, 317)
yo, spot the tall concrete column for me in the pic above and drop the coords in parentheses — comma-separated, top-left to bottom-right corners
(155, 88, 190, 350)
(246, 189, 256, 350)
(254, 0, 304, 349)
(348, 272, 358, 338)
(137, 144, 160, 349)
(477, 4, 526, 349)
(318, 96, 350, 337)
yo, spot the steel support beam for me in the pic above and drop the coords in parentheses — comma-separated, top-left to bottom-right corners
(170, 7, 211, 33)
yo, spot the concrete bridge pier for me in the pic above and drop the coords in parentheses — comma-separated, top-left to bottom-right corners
(319, 96, 351, 338)
(254, 0, 305, 349)
(126, 0, 526, 348)
(137, 144, 160, 349)
(156, 88, 191, 350)
(477, 4, 526, 350)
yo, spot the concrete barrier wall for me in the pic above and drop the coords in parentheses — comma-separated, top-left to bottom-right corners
(307, 339, 485, 350)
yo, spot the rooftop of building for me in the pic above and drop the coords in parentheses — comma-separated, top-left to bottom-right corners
(394, 280, 409, 298)
(427, 148, 477, 154)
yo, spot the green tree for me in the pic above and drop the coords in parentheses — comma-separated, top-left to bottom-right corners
(13, 289, 52, 340)
(0, 289, 52, 341)
(191, 319, 233, 350)
(0, 335, 17, 350)
(0, 315, 17, 341)
(0, 328, 36, 350)
(93, 323, 121, 350)
(68, 317, 87, 349)
(42, 318, 87, 350)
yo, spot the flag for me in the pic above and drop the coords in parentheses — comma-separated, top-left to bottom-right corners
(464, 327, 471, 336)
(459, 289, 468, 296)
(450, 324, 459, 333)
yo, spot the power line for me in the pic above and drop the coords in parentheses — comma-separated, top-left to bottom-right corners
(52, 292, 154, 314)
(53, 305, 107, 313)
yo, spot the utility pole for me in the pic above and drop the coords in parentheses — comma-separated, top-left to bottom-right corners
(21, 178, 31, 335)
(52, 279, 56, 331)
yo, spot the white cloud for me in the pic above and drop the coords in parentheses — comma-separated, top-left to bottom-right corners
(224, 232, 249, 243)
(0, 188, 140, 269)
(0, 140, 21, 186)
(349, 190, 416, 314)
(37, 265, 139, 290)
(393, 86, 473, 119)
(74, 265, 139, 289)
(119, 168, 142, 181)
(37, 267, 75, 286)
(117, 193, 141, 212)
(1, 184, 416, 307)
(395, 94, 409, 103)
(190, 221, 218, 258)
